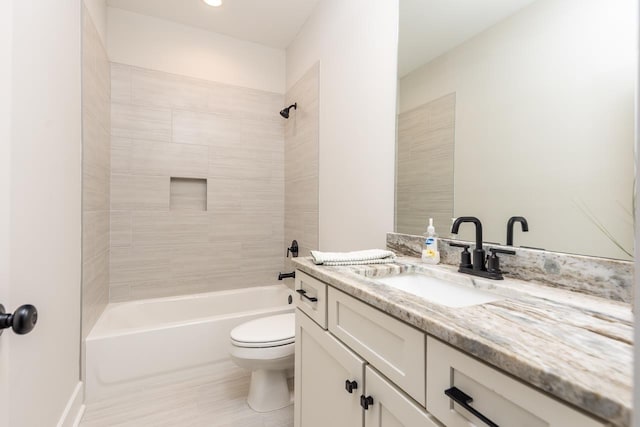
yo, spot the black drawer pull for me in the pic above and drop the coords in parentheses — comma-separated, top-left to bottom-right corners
(296, 289, 318, 302)
(360, 395, 374, 410)
(345, 379, 358, 393)
(445, 387, 499, 427)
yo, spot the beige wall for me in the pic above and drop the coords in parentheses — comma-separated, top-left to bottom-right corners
(286, 0, 399, 251)
(284, 63, 320, 272)
(399, 0, 636, 259)
(110, 64, 285, 301)
(107, 7, 286, 94)
(82, 3, 110, 350)
(5, 0, 82, 425)
(84, 0, 107, 45)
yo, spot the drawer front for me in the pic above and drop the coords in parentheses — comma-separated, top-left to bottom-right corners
(295, 270, 328, 329)
(426, 337, 604, 427)
(364, 366, 440, 427)
(328, 287, 426, 406)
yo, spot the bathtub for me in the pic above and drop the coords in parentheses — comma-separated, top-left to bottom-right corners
(85, 284, 294, 403)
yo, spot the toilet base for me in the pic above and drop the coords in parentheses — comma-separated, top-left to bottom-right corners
(247, 369, 292, 412)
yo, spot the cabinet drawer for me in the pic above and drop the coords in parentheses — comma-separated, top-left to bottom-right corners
(295, 271, 328, 329)
(364, 366, 440, 427)
(328, 287, 426, 406)
(426, 337, 604, 427)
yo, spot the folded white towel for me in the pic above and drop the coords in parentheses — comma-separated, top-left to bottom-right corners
(310, 249, 396, 266)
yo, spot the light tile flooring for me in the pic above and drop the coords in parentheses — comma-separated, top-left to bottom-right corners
(80, 361, 294, 427)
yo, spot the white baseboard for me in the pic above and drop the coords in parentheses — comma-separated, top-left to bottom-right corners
(57, 382, 84, 427)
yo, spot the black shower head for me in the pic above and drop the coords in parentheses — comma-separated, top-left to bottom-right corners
(279, 103, 297, 119)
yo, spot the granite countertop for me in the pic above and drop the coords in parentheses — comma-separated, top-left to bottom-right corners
(292, 256, 633, 426)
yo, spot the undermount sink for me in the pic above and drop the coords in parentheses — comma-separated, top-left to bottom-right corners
(373, 273, 505, 308)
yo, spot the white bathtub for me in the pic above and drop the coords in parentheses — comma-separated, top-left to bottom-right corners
(85, 285, 294, 403)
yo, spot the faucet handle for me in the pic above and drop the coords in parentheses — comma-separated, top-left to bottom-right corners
(449, 242, 472, 269)
(487, 248, 516, 275)
(489, 248, 516, 256)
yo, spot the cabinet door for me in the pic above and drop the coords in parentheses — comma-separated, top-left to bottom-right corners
(426, 337, 605, 427)
(364, 366, 440, 427)
(295, 309, 365, 427)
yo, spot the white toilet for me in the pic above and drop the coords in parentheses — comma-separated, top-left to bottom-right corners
(229, 312, 295, 412)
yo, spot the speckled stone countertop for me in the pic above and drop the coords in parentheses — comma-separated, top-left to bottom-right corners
(292, 256, 633, 426)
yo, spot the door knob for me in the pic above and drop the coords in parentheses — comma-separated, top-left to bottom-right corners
(0, 304, 38, 335)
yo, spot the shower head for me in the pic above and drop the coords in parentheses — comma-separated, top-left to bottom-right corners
(279, 103, 297, 119)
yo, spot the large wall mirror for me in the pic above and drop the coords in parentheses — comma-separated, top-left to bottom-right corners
(396, 0, 637, 260)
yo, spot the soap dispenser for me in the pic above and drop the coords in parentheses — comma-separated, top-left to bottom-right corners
(422, 218, 440, 265)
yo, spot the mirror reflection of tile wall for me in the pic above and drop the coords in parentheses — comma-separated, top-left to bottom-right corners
(396, 93, 455, 235)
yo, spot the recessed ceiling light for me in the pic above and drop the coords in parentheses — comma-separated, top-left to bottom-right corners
(203, 0, 222, 6)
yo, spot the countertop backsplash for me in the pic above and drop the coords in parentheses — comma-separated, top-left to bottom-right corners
(387, 232, 634, 304)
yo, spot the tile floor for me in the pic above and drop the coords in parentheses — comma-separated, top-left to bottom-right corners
(80, 361, 294, 427)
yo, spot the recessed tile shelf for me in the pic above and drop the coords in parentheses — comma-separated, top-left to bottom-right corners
(170, 177, 207, 211)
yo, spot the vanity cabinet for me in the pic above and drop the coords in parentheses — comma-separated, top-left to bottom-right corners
(295, 309, 438, 427)
(427, 337, 604, 427)
(294, 270, 607, 427)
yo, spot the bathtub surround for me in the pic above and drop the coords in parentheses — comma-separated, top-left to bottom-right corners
(110, 64, 285, 301)
(81, 2, 111, 374)
(284, 63, 319, 273)
(387, 232, 634, 303)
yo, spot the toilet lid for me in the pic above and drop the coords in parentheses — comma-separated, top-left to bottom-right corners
(230, 313, 295, 348)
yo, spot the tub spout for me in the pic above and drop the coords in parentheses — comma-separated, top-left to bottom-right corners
(278, 271, 295, 280)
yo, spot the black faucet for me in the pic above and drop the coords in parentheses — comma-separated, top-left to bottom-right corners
(506, 216, 528, 246)
(451, 217, 485, 271)
(450, 217, 515, 280)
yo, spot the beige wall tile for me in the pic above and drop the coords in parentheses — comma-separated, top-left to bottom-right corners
(111, 63, 132, 104)
(132, 67, 208, 111)
(82, 5, 110, 352)
(170, 178, 207, 211)
(109, 65, 286, 301)
(130, 141, 209, 178)
(111, 174, 169, 211)
(112, 102, 172, 142)
(110, 211, 132, 248)
(284, 63, 319, 258)
(172, 110, 242, 146)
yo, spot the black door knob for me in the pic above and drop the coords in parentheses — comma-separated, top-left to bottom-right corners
(0, 304, 38, 335)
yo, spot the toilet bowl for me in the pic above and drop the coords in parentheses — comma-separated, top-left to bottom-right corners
(229, 312, 295, 412)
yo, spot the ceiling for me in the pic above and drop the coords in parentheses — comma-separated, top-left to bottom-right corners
(399, 0, 537, 78)
(106, 0, 321, 49)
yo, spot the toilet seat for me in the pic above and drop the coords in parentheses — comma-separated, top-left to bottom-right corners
(230, 313, 295, 348)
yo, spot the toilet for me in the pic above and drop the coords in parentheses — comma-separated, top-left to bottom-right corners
(229, 312, 295, 412)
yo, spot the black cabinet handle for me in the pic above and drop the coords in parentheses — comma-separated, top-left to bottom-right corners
(0, 304, 38, 335)
(296, 289, 318, 303)
(445, 387, 498, 427)
(345, 380, 358, 394)
(360, 395, 374, 410)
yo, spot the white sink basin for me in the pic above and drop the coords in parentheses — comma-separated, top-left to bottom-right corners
(374, 273, 504, 308)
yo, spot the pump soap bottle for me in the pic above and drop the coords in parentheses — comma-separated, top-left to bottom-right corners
(422, 218, 440, 264)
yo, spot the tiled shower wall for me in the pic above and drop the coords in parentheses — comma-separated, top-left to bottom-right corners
(284, 64, 319, 272)
(109, 64, 285, 301)
(396, 93, 455, 235)
(81, 4, 110, 340)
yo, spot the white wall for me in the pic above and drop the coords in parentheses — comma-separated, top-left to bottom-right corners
(0, 0, 13, 421)
(83, 0, 107, 45)
(6, 0, 82, 425)
(399, 0, 636, 259)
(286, 0, 399, 251)
(108, 7, 286, 93)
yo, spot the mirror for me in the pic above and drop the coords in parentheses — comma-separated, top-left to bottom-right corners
(396, 0, 636, 260)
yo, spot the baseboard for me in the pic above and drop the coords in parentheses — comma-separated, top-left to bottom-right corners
(57, 381, 84, 427)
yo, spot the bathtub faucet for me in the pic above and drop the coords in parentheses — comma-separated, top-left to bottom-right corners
(278, 271, 295, 280)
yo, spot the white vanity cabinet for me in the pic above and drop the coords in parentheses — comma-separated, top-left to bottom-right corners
(426, 337, 605, 427)
(294, 309, 438, 427)
(294, 270, 607, 427)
